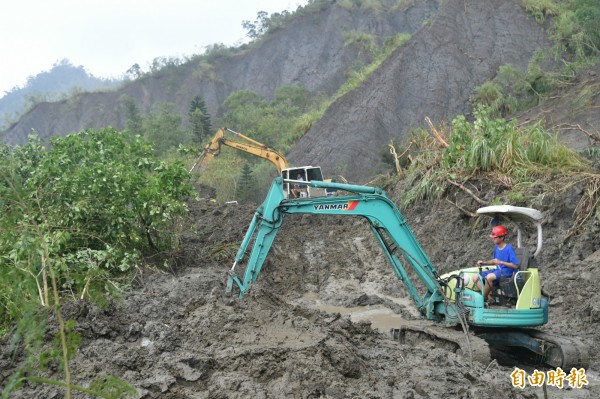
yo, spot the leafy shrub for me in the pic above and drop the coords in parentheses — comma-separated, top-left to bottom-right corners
(142, 102, 194, 156)
(444, 106, 582, 173)
(552, 0, 600, 60)
(522, 0, 560, 23)
(343, 31, 378, 57)
(0, 128, 194, 321)
(572, 0, 600, 53)
(1, 128, 192, 396)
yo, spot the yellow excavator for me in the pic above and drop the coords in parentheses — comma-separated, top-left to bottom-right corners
(190, 127, 288, 175)
(190, 127, 334, 199)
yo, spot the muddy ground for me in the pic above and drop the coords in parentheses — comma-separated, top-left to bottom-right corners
(1, 179, 599, 398)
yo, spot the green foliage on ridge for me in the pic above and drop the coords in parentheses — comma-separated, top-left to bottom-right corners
(397, 106, 598, 232)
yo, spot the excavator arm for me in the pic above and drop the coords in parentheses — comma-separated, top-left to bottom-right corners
(226, 177, 451, 321)
(190, 128, 288, 174)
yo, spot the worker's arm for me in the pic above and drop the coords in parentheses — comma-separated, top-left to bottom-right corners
(494, 259, 518, 269)
(477, 259, 496, 266)
(477, 258, 518, 268)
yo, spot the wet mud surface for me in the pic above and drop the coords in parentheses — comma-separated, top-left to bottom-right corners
(2, 182, 599, 398)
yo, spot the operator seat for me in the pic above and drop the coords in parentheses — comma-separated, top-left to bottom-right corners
(498, 247, 531, 301)
(514, 247, 530, 271)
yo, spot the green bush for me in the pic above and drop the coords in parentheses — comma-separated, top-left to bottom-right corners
(0, 128, 194, 323)
(1, 128, 192, 396)
(522, 0, 560, 23)
(444, 106, 584, 173)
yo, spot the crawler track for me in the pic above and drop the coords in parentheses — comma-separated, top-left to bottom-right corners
(390, 323, 589, 370)
(527, 329, 589, 369)
(390, 322, 492, 365)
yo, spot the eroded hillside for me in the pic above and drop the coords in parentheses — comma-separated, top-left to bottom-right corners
(289, 0, 552, 182)
(1, 0, 442, 146)
(516, 63, 600, 151)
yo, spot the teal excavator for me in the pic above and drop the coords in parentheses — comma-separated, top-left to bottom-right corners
(226, 177, 588, 368)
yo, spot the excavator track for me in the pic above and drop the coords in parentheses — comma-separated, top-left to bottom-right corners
(391, 324, 589, 370)
(474, 328, 589, 370)
(526, 329, 589, 369)
(390, 322, 492, 365)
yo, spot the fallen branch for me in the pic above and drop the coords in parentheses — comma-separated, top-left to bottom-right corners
(388, 141, 402, 175)
(447, 179, 488, 205)
(554, 123, 600, 143)
(425, 117, 449, 148)
(388, 141, 414, 176)
(445, 198, 477, 217)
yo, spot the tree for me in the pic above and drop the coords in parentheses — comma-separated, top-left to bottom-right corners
(0, 127, 194, 320)
(220, 90, 269, 139)
(125, 63, 142, 79)
(189, 96, 212, 143)
(241, 11, 269, 39)
(142, 102, 193, 156)
(0, 129, 192, 397)
(273, 86, 312, 118)
(237, 163, 258, 203)
(120, 94, 143, 135)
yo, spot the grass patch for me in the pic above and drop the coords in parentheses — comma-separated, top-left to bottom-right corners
(397, 105, 598, 234)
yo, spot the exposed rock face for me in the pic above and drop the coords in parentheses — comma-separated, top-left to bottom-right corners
(288, 0, 552, 182)
(1, 0, 441, 146)
(3, 0, 597, 183)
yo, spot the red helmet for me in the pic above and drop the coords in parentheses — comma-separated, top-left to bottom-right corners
(489, 225, 508, 238)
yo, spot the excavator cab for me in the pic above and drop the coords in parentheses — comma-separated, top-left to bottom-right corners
(440, 205, 546, 320)
(282, 166, 327, 199)
(476, 205, 543, 307)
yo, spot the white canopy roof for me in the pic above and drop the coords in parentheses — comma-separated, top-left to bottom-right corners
(476, 205, 543, 223)
(476, 205, 543, 257)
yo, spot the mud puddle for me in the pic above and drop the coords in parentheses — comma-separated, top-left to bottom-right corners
(295, 292, 413, 333)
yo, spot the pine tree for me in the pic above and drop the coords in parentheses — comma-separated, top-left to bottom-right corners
(237, 163, 257, 203)
(189, 96, 212, 143)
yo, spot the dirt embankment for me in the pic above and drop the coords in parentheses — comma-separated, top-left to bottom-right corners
(2, 178, 599, 398)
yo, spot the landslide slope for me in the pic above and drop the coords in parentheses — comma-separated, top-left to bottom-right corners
(288, 0, 552, 182)
(515, 63, 600, 151)
(1, 0, 442, 146)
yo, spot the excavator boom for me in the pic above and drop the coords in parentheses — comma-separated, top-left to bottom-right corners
(191, 128, 288, 174)
(227, 178, 446, 319)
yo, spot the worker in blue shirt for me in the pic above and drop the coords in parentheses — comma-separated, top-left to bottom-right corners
(475, 225, 519, 305)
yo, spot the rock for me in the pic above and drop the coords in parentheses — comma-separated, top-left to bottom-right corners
(550, 296, 564, 306)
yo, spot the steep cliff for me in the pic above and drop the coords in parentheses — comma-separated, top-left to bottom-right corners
(1, 0, 441, 146)
(288, 0, 552, 182)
